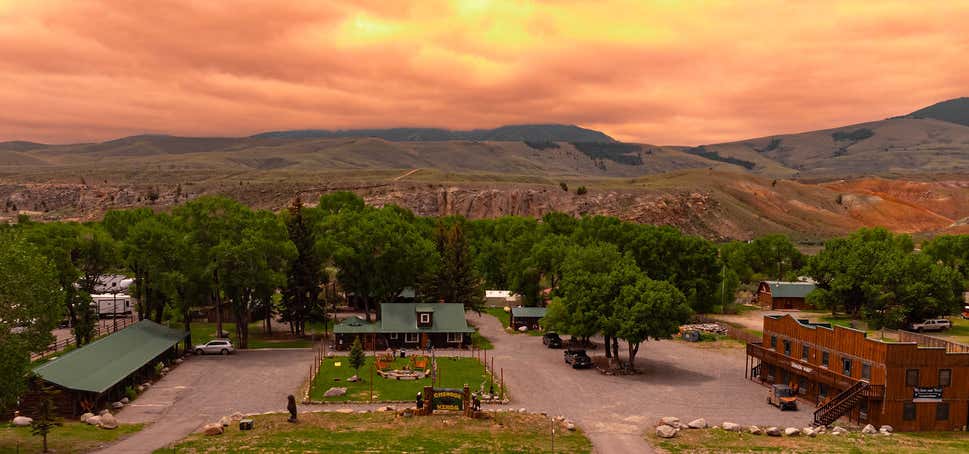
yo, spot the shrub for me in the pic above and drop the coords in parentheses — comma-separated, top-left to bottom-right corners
(576, 186, 588, 195)
(559, 182, 568, 192)
(124, 385, 137, 402)
(832, 128, 874, 142)
(154, 362, 165, 378)
(569, 142, 644, 166)
(524, 141, 560, 150)
(685, 146, 756, 170)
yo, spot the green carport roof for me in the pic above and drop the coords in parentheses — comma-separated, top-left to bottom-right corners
(511, 307, 547, 318)
(33, 320, 186, 394)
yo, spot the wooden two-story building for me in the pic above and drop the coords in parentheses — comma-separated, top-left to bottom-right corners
(746, 314, 969, 431)
(756, 281, 816, 310)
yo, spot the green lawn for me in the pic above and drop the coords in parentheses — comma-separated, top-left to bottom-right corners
(939, 317, 969, 344)
(309, 356, 503, 402)
(649, 427, 969, 453)
(184, 322, 316, 349)
(157, 412, 590, 453)
(484, 307, 510, 328)
(1, 422, 142, 453)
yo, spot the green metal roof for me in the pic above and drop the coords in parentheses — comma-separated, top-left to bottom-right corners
(415, 306, 435, 313)
(378, 303, 474, 333)
(511, 307, 547, 318)
(765, 281, 816, 299)
(33, 320, 186, 394)
(333, 315, 378, 334)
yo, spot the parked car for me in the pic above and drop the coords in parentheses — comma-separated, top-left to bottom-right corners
(767, 384, 798, 410)
(542, 332, 563, 348)
(908, 319, 952, 332)
(194, 339, 234, 355)
(564, 348, 593, 369)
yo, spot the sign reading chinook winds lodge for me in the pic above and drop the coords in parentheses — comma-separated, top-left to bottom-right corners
(913, 387, 943, 403)
(431, 388, 464, 411)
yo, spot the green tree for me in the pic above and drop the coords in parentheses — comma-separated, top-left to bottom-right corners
(348, 336, 366, 376)
(282, 196, 324, 336)
(422, 220, 484, 311)
(923, 234, 969, 282)
(616, 278, 692, 368)
(30, 382, 62, 453)
(319, 204, 434, 321)
(0, 232, 63, 414)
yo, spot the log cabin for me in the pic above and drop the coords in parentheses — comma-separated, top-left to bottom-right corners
(746, 314, 969, 431)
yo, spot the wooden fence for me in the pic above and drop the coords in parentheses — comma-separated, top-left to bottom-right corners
(899, 330, 969, 353)
(31, 316, 135, 361)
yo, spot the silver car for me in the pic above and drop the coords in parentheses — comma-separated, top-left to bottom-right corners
(194, 339, 234, 355)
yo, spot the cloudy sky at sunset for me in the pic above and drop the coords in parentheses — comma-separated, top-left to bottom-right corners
(1, 0, 967, 145)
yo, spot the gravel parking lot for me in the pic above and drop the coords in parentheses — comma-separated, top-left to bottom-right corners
(96, 349, 314, 454)
(471, 313, 812, 453)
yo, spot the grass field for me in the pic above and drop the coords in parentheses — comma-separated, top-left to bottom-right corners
(1, 422, 142, 453)
(184, 322, 318, 349)
(157, 411, 590, 453)
(937, 318, 969, 345)
(648, 427, 969, 453)
(484, 307, 511, 328)
(309, 356, 502, 402)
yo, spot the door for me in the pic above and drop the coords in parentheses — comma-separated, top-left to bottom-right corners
(421, 333, 429, 349)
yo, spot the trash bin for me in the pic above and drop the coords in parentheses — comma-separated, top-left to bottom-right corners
(682, 330, 700, 342)
(240, 419, 254, 430)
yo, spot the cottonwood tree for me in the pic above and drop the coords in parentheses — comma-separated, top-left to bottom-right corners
(0, 232, 62, 414)
(319, 201, 434, 321)
(616, 278, 692, 369)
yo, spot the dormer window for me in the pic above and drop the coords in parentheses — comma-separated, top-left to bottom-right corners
(420, 313, 430, 324)
(416, 306, 434, 327)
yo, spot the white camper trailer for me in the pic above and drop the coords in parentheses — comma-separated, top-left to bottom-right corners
(91, 293, 133, 318)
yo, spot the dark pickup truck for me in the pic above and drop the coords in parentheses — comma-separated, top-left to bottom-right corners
(564, 348, 593, 369)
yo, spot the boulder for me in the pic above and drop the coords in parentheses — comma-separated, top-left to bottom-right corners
(99, 409, 111, 416)
(218, 416, 231, 427)
(518, 326, 528, 332)
(659, 416, 679, 426)
(12, 416, 32, 427)
(747, 425, 763, 435)
(347, 375, 359, 383)
(335, 408, 354, 414)
(656, 425, 678, 439)
(112, 401, 124, 409)
(137, 385, 146, 393)
(721, 422, 741, 432)
(86, 416, 101, 426)
(323, 387, 347, 397)
(802, 427, 816, 437)
(377, 406, 395, 412)
(80, 412, 95, 423)
(175, 358, 184, 364)
(784, 427, 800, 436)
(231, 412, 245, 421)
(862, 424, 877, 434)
(566, 422, 576, 431)
(99, 413, 119, 429)
(765, 426, 782, 437)
(831, 426, 849, 435)
(879, 425, 894, 433)
(687, 418, 707, 429)
(120, 397, 130, 404)
(201, 423, 224, 436)
(518, 408, 527, 413)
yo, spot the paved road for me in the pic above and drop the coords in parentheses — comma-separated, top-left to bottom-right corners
(97, 349, 314, 454)
(470, 313, 811, 454)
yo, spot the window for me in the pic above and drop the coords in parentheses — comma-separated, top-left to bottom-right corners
(797, 376, 808, 395)
(419, 313, 430, 324)
(842, 358, 852, 376)
(861, 363, 871, 381)
(903, 402, 916, 421)
(821, 351, 829, 367)
(939, 369, 952, 387)
(783, 340, 791, 356)
(447, 333, 462, 343)
(389, 332, 399, 340)
(906, 369, 920, 387)
(801, 344, 810, 361)
(770, 335, 777, 349)
(936, 402, 950, 421)
(405, 333, 419, 343)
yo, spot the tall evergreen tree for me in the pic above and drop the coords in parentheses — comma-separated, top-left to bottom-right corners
(282, 196, 323, 336)
(422, 221, 484, 312)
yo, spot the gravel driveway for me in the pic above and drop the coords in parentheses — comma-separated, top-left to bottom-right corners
(95, 349, 314, 454)
(471, 313, 812, 454)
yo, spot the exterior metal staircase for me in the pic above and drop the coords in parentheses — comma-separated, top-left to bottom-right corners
(813, 380, 869, 426)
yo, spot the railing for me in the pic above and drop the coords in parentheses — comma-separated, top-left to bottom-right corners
(899, 330, 969, 353)
(31, 316, 135, 361)
(814, 380, 869, 426)
(746, 342, 884, 399)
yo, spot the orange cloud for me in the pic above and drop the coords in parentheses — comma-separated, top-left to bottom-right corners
(0, 0, 967, 145)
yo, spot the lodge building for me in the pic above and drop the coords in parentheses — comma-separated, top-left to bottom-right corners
(746, 314, 969, 431)
(333, 303, 474, 350)
(756, 281, 816, 310)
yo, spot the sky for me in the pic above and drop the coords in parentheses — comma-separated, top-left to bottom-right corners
(1, 0, 967, 145)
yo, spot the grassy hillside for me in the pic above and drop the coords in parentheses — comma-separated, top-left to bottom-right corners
(907, 97, 969, 127)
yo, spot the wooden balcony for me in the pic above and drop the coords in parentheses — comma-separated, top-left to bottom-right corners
(747, 342, 884, 400)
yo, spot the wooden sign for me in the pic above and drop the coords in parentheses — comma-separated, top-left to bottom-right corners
(431, 388, 464, 411)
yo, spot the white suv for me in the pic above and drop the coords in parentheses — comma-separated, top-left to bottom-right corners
(909, 319, 952, 332)
(194, 339, 235, 355)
